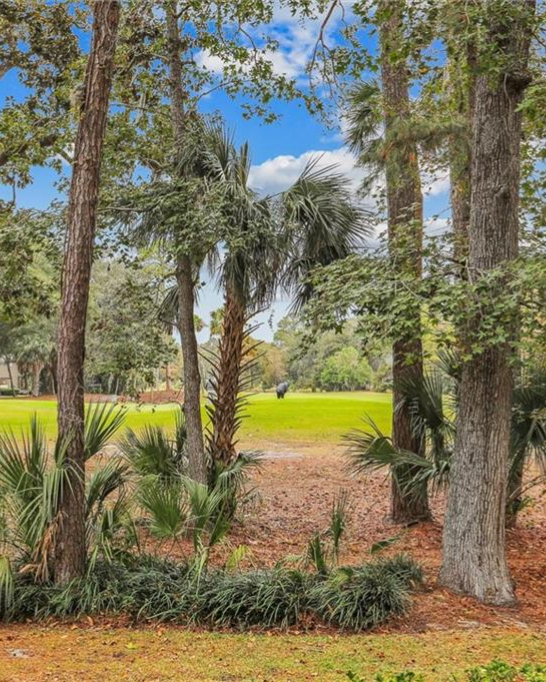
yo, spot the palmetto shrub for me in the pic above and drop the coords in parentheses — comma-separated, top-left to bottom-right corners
(0, 404, 133, 607)
(346, 364, 546, 518)
(121, 409, 261, 569)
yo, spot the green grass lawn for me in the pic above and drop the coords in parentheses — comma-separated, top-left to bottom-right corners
(0, 391, 392, 445)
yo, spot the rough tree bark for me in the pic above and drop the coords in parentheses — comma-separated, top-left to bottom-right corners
(440, 0, 535, 605)
(55, 0, 120, 583)
(208, 286, 247, 467)
(379, 0, 430, 524)
(166, 1, 207, 484)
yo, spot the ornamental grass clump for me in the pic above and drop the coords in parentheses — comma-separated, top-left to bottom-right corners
(195, 567, 312, 628)
(1, 554, 422, 631)
(308, 555, 423, 631)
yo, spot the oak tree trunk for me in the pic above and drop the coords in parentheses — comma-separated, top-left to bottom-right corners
(379, 0, 430, 524)
(165, 1, 207, 484)
(54, 0, 120, 584)
(208, 286, 246, 467)
(440, 0, 535, 605)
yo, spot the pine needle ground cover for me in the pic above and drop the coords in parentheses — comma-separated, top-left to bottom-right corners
(1, 627, 545, 681)
(0, 392, 393, 444)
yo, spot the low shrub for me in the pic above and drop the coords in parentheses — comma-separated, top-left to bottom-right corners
(196, 567, 312, 628)
(346, 661, 546, 681)
(468, 661, 546, 682)
(1, 554, 422, 631)
(309, 555, 423, 631)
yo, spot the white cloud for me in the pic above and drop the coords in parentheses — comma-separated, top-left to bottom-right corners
(423, 173, 450, 197)
(195, 1, 358, 82)
(425, 216, 450, 235)
(249, 147, 366, 196)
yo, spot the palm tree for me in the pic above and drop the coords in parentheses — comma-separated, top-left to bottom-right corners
(206, 138, 280, 468)
(207, 139, 370, 468)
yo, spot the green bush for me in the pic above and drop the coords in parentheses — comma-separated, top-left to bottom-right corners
(308, 555, 422, 631)
(1, 554, 421, 631)
(196, 567, 311, 628)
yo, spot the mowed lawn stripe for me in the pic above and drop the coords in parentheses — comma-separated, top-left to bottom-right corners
(0, 391, 392, 444)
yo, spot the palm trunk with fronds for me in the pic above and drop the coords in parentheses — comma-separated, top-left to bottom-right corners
(379, 0, 430, 524)
(208, 286, 247, 467)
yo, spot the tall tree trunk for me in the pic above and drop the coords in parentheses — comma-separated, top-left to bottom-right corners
(176, 258, 207, 483)
(54, 0, 120, 584)
(5, 359, 15, 394)
(440, 0, 535, 605)
(32, 362, 42, 397)
(208, 286, 246, 467)
(165, 1, 207, 484)
(379, 0, 430, 524)
(447, 41, 476, 271)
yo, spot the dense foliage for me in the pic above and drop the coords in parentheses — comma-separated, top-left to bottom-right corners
(1, 553, 422, 632)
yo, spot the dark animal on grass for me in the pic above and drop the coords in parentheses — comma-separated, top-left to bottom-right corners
(276, 382, 289, 399)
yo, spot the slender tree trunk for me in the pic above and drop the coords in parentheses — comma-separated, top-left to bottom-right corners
(54, 0, 120, 584)
(440, 0, 535, 605)
(50, 350, 58, 396)
(165, 1, 207, 484)
(32, 362, 42, 397)
(379, 0, 430, 524)
(208, 286, 246, 467)
(5, 359, 15, 394)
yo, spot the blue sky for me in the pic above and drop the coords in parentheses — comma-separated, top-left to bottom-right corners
(0, 2, 450, 342)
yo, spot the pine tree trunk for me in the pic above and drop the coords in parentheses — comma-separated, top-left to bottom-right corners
(379, 0, 430, 524)
(208, 286, 246, 467)
(440, 0, 535, 605)
(54, 0, 120, 584)
(165, 2, 207, 484)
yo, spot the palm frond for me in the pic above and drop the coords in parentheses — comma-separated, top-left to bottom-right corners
(344, 80, 383, 156)
(282, 156, 372, 309)
(120, 425, 185, 480)
(86, 458, 130, 521)
(84, 403, 126, 461)
(138, 477, 187, 540)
